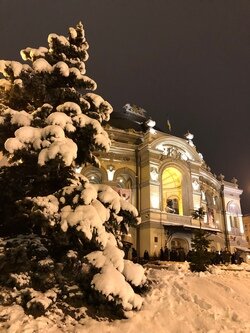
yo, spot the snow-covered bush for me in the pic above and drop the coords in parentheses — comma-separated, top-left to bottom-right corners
(0, 22, 147, 318)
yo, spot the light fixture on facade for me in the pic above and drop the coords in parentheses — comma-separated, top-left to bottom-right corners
(75, 166, 82, 174)
(107, 165, 115, 181)
(145, 118, 156, 134)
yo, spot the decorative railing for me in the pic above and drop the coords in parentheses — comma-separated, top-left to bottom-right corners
(166, 213, 192, 225)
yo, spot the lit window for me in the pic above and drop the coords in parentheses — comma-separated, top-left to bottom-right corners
(162, 167, 183, 215)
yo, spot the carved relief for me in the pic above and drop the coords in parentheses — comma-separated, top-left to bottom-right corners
(150, 166, 159, 181)
(192, 179, 200, 191)
(157, 144, 192, 162)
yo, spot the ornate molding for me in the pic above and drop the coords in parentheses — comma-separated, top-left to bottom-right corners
(156, 144, 193, 162)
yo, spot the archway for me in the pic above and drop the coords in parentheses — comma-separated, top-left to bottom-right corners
(114, 168, 136, 204)
(170, 237, 189, 253)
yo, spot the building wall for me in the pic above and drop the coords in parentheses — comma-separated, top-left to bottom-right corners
(243, 215, 250, 248)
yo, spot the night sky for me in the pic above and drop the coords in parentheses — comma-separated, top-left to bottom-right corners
(1, 0, 250, 213)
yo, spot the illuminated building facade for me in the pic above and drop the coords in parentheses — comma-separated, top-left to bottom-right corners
(243, 215, 250, 248)
(81, 105, 248, 257)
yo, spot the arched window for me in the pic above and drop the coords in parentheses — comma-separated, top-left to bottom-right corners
(205, 191, 215, 226)
(162, 167, 183, 215)
(227, 201, 240, 215)
(82, 167, 103, 184)
(116, 174, 132, 189)
(170, 238, 189, 253)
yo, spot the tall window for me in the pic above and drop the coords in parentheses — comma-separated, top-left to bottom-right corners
(162, 167, 183, 215)
(227, 201, 240, 229)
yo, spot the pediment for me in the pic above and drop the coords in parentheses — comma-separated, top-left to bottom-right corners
(150, 136, 203, 164)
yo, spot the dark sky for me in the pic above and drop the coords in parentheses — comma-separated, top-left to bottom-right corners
(1, 0, 250, 213)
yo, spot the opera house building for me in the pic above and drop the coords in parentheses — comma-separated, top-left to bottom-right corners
(81, 104, 248, 258)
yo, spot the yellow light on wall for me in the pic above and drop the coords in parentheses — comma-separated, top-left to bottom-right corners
(151, 193, 159, 209)
(226, 215, 232, 232)
(238, 216, 244, 234)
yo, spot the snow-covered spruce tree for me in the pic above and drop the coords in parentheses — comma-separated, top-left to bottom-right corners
(189, 208, 212, 272)
(0, 23, 146, 318)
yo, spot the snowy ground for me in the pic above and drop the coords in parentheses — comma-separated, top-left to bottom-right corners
(1, 262, 250, 333)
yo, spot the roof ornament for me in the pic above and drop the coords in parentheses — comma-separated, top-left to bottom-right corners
(184, 131, 195, 147)
(231, 177, 238, 185)
(218, 174, 225, 182)
(123, 103, 147, 118)
(145, 118, 156, 128)
(145, 117, 156, 134)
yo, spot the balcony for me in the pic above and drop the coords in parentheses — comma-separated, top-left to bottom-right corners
(166, 213, 192, 225)
(162, 212, 220, 233)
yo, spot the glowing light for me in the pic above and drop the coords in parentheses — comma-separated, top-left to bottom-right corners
(149, 127, 156, 134)
(146, 118, 156, 128)
(75, 166, 82, 174)
(238, 216, 244, 234)
(107, 165, 115, 181)
(226, 215, 232, 232)
(151, 194, 159, 209)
